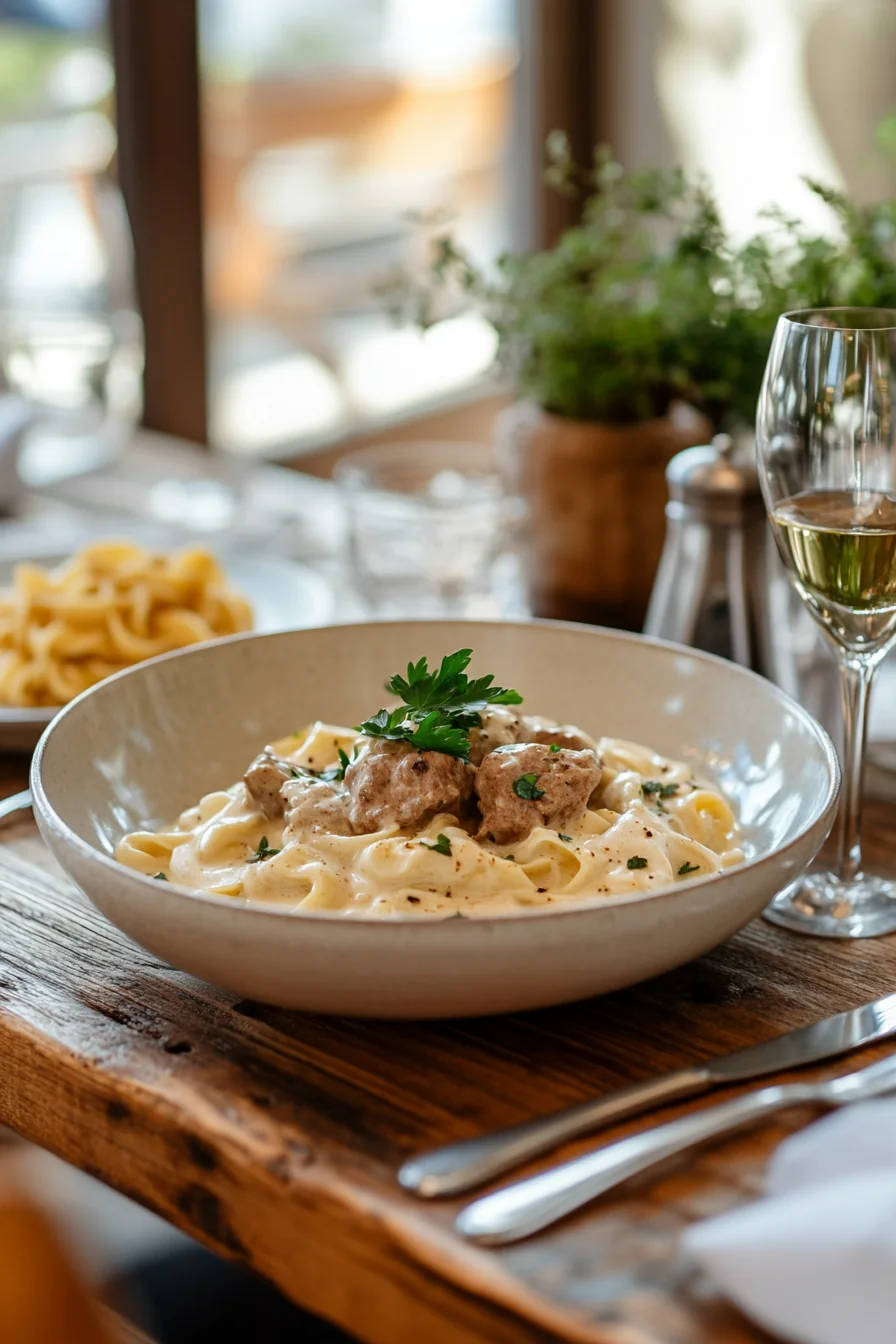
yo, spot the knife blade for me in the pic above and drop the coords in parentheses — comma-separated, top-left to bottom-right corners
(398, 992, 896, 1197)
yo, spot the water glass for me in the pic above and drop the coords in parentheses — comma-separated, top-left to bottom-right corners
(335, 442, 526, 617)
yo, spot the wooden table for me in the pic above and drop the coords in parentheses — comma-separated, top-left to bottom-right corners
(2, 757, 895, 1344)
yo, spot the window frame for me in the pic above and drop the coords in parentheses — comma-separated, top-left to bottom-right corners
(110, 0, 612, 457)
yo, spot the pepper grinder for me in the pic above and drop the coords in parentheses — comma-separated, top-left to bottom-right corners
(644, 434, 784, 677)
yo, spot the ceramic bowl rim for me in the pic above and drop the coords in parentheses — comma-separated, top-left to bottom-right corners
(31, 618, 841, 928)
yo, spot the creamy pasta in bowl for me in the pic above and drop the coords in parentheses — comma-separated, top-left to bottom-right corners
(32, 620, 838, 1017)
(115, 659, 745, 916)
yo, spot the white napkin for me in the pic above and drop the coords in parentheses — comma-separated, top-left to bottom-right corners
(682, 1100, 896, 1344)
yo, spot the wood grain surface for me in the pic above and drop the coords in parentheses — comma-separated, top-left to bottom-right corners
(1, 754, 895, 1344)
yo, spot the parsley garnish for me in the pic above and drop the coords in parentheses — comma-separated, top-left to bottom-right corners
(389, 649, 522, 716)
(549, 743, 561, 753)
(358, 706, 472, 759)
(422, 833, 452, 857)
(678, 861, 700, 876)
(642, 781, 679, 799)
(513, 772, 545, 800)
(153, 871, 168, 881)
(247, 835, 281, 864)
(358, 650, 522, 761)
(627, 855, 648, 870)
(558, 833, 573, 843)
(321, 747, 353, 783)
(504, 854, 515, 862)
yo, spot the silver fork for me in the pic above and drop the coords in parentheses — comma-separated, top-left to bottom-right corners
(455, 1051, 896, 1245)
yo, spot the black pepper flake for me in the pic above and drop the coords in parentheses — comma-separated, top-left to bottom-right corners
(407, 895, 420, 904)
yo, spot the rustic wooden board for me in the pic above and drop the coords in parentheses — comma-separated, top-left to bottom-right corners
(1, 756, 895, 1344)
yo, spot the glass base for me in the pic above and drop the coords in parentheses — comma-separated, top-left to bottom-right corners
(764, 870, 896, 939)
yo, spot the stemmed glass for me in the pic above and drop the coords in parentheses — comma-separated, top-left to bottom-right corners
(757, 308, 896, 937)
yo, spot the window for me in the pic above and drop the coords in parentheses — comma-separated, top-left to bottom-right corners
(198, 0, 521, 457)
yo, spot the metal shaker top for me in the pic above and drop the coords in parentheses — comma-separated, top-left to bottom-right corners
(666, 433, 764, 526)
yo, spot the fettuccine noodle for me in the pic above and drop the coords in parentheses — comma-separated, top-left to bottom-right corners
(0, 540, 253, 708)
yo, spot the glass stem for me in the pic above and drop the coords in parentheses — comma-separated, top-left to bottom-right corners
(836, 654, 876, 882)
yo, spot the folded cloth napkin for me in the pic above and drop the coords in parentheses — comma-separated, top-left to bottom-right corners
(682, 1099, 896, 1344)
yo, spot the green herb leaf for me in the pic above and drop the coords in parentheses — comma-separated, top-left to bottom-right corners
(358, 650, 522, 760)
(387, 650, 522, 716)
(627, 855, 648, 870)
(422, 833, 452, 857)
(514, 772, 546, 801)
(247, 835, 281, 864)
(642, 781, 679, 799)
(153, 871, 168, 881)
(549, 743, 562, 753)
(678, 861, 700, 876)
(558, 833, 573, 843)
(504, 854, 515, 862)
(320, 747, 353, 784)
(357, 705, 472, 761)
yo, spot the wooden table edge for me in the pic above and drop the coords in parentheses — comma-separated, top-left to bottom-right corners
(0, 1003, 647, 1344)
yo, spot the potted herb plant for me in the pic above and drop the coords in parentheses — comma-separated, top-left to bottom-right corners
(382, 134, 896, 627)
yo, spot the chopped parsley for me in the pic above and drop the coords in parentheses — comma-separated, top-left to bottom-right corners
(153, 871, 168, 881)
(357, 650, 522, 761)
(513, 772, 546, 801)
(321, 747, 353, 783)
(247, 835, 281, 864)
(678, 861, 700, 876)
(549, 743, 562, 754)
(504, 854, 515, 862)
(627, 855, 648, 870)
(558, 834, 573, 843)
(422, 833, 452, 857)
(642, 781, 680, 799)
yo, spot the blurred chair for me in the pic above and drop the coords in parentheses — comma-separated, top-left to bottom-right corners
(0, 1147, 150, 1343)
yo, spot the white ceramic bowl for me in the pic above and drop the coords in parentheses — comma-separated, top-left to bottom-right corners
(32, 621, 838, 1019)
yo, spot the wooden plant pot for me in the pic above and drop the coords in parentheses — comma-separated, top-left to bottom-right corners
(494, 400, 712, 629)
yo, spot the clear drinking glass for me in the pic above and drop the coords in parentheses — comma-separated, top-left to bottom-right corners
(0, 167, 143, 487)
(334, 441, 527, 618)
(757, 308, 896, 937)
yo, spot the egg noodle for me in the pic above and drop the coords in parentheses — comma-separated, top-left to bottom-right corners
(0, 541, 252, 708)
(117, 721, 745, 918)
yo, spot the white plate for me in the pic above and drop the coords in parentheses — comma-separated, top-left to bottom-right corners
(32, 621, 839, 1019)
(0, 549, 334, 752)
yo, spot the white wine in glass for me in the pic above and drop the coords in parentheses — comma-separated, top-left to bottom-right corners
(758, 309, 896, 936)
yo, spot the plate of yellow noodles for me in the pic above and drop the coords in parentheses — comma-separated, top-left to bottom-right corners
(0, 539, 333, 750)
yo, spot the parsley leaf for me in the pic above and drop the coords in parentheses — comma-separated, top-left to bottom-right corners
(358, 650, 522, 760)
(153, 871, 168, 880)
(627, 855, 648, 870)
(247, 835, 281, 864)
(678, 861, 700, 876)
(514, 772, 545, 800)
(549, 743, 562, 753)
(504, 854, 515, 862)
(422, 833, 452, 857)
(642, 781, 680, 799)
(558, 833, 573, 843)
(321, 747, 353, 783)
(388, 649, 522, 716)
(357, 706, 472, 760)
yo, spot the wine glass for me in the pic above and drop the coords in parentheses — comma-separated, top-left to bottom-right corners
(757, 307, 896, 937)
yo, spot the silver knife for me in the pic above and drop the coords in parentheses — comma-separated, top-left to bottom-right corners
(398, 993, 896, 1197)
